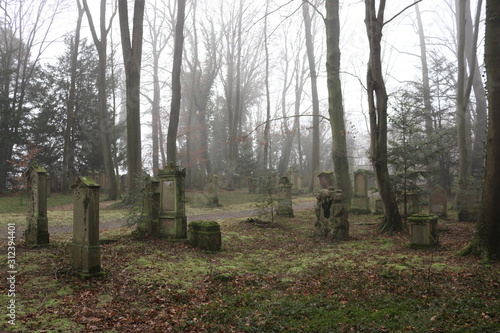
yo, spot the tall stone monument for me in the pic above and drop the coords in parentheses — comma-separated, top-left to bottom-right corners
(70, 176, 101, 274)
(429, 185, 447, 217)
(137, 175, 160, 235)
(276, 176, 294, 217)
(24, 162, 50, 246)
(206, 174, 219, 207)
(350, 169, 371, 214)
(158, 164, 187, 239)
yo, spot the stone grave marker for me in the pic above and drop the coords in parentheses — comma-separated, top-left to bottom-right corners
(207, 174, 219, 207)
(137, 175, 160, 235)
(318, 171, 335, 189)
(408, 214, 438, 247)
(314, 188, 349, 240)
(158, 164, 187, 239)
(70, 176, 101, 275)
(429, 185, 447, 217)
(24, 162, 50, 246)
(276, 176, 294, 217)
(350, 170, 371, 214)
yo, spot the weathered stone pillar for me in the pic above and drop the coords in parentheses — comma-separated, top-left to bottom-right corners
(350, 169, 371, 214)
(137, 175, 160, 235)
(314, 187, 349, 240)
(206, 174, 219, 207)
(24, 162, 50, 246)
(70, 177, 101, 274)
(158, 165, 187, 239)
(276, 176, 294, 217)
(408, 214, 438, 247)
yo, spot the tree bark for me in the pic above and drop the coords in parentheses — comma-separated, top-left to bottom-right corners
(325, 0, 353, 208)
(118, 0, 145, 193)
(166, 0, 186, 165)
(364, 0, 402, 232)
(263, 0, 271, 171)
(302, 1, 320, 192)
(467, 0, 500, 259)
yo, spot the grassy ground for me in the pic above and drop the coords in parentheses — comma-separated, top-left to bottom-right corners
(0, 191, 499, 332)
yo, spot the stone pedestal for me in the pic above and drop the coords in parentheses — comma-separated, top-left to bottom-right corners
(138, 176, 160, 234)
(276, 176, 294, 217)
(24, 162, 50, 246)
(188, 221, 221, 251)
(70, 177, 101, 274)
(408, 214, 438, 247)
(158, 165, 187, 239)
(314, 188, 349, 240)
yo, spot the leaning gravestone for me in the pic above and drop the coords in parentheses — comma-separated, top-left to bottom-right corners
(24, 162, 50, 246)
(158, 164, 187, 239)
(314, 187, 349, 240)
(276, 176, 294, 217)
(70, 176, 101, 275)
(350, 170, 371, 214)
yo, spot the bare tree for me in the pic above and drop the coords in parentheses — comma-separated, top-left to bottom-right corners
(118, 0, 145, 193)
(62, 0, 84, 194)
(166, 0, 186, 164)
(82, 0, 119, 200)
(364, 0, 402, 232)
(325, 0, 353, 207)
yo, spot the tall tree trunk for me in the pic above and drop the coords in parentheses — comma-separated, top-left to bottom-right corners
(465, 0, 500, 259)
(62, 1, 84, 194)
(118, 0, 145, 193)
(83, 0, 119, 200)
(364, 0, 402, 232)
(414, 2, 433, 137)
(454, 0, 482, 221)
(166, 0, 186, 165)
(263, 0, 271, 171)
(302, 1, 320, 192)
(325, 0, 353, 208)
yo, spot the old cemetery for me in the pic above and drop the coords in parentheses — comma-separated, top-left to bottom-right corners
(0, 166, 499, 332)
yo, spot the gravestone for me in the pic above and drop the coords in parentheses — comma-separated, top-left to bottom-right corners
(207, 174, 219, 207)
(70, 177, 101, 274)
(276, 176, 294, 217)
(24, 162, 50, 246)
(158, 164, 187, 239)
(137, 175, 160, 235)
(318, 172, 335, 189)
(314, 187, 349, 240)
(350, 170, 371, 214)
(408, 214, 438, 247)
(429, 185, 447, 217)
(188, 221, 221, 251)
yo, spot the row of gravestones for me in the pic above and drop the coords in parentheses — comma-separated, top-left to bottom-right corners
(25, 162, 296, 276)
(316, 169, 449, 217)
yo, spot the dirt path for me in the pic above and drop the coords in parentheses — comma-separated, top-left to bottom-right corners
(6, 201, 316, 237)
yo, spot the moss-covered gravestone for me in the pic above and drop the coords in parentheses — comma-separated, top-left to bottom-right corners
(429, 185, 447, 217)
(158, 164, 187, 239)
(188, 221, 222, 251)
(24, 162, 50, 246)
(314, 188, 349, 240)
(276, 176, 294, 217)
(70, 177, 101, 275)
(137, 175, 160, 235)
(408, 214, 438, 247)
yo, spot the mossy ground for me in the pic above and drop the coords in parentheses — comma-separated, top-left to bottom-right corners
(0, 191, 499, 332)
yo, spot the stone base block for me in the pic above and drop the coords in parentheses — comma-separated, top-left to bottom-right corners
(408, 214, 438, 247)
(188, 221, 221, 251)
(69, 243, 101, 274)
(159, 215, 187, 239)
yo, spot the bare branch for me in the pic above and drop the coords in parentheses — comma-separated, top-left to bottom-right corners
(383, 0, 423, 27)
